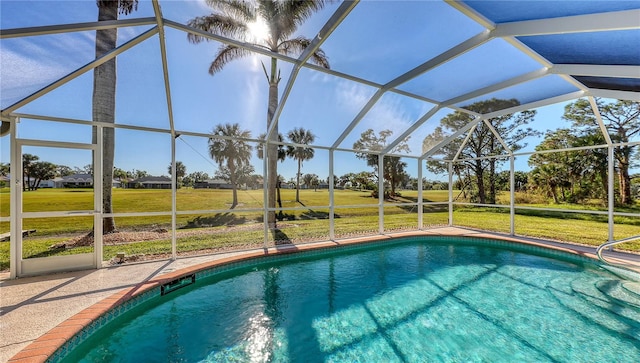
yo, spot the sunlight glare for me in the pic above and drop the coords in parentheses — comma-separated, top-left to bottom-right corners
(247, 19, 270, 43)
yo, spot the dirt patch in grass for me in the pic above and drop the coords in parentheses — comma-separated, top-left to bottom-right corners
(50, 222, 300, 249)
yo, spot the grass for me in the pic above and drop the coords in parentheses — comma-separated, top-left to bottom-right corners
(0, 187, 638, 272)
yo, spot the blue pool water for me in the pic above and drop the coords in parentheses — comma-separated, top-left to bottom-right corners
(60, 238, 640, 362)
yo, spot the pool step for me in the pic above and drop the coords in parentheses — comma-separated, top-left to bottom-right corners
(569, 278, 640, 326)
(621, 282, 640, 300)
(548, 278, 640, 340)
(595, 280, 640, 309)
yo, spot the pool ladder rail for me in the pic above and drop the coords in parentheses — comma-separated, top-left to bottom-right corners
(596, 235, 640, 269)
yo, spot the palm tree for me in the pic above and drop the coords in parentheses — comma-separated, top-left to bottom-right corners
(257, 132, 287, 213)
(286, 127, 315, 203)
(167, 161, 187, 187)
(22, 154, 39, 192)
(209, 123, 253, 209)
(187, 0, 331, 228)
(94, 0, 138, 233)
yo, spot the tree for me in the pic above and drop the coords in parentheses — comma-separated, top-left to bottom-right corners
(214, 164, 255, 189)
(302, 173, 319, 191)
(132, 169, 149, 179)
(209, 123, 253, 209)
(184, 171, 210, 187)
(56, 165, 74, 177)
(168, 161, 187, 188)
(257, 132, 287, 212)
(22, 154, 39, 191)
(112, 167, 128, 181)
(353, 171, 376, 190)
(384, 156, 408, 197)
(353, 129, 410, 198)
(94, 0, 138, 233)
(563, 99, 640, 205)
(30, 162, 57, 190)
(188, 0, 331, 229)
(495, 170, 529, 192)
(0, 162, 9, 176)
(529, 128, 608, 204)
(424, 99, 538, 204)
(286, 127, 315, 203)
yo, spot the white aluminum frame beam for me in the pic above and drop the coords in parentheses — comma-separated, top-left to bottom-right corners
(588, 89, 640, 102)
(422, 115, 482, 158)
(588, 96, 613, 145)
(551, 64, 640, 79)
(0, 17, 157, 39)
(152, 0, 178, 259)
(1, 27, 159, 115)
(452, 123, 478, 161)
(266, 0, 359, 139)
(381, 105, 442, 154)
(483, 118, 513, 155)
(442, 68, 550, 106)
(332, 29, 491, 151)
(492, 9, 640, 37)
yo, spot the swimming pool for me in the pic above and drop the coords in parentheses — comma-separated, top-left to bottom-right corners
(57, 237, 640, 362)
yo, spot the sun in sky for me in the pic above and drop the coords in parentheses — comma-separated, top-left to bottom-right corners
(247, 18, 270, 44)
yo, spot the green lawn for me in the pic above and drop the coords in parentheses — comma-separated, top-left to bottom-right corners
(0, 187, 638, 272)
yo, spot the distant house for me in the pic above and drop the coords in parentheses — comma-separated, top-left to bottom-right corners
(39, 177, 64, 188)
(62, 174, 93, 187)
(128, 176, 172, 189)
(194, 179, 233, 189)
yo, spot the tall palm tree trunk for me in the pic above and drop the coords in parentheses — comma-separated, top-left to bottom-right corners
(93, 2, 117, 234)
(266, 58, 279, 229)
(296, 159, 302, 203)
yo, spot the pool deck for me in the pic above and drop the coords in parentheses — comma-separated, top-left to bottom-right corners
(2, 227, 639, 363)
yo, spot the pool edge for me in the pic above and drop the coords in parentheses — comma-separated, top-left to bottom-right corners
(7, 229, 640, 363)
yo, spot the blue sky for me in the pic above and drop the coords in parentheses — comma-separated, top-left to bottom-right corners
(0, 0, 585, 182)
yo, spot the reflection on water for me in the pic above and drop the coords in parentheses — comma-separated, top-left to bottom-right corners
(69, 241, 640, 363)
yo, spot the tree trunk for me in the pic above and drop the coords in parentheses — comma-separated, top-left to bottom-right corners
(550, 184, 558, 204)
(93, 3, 118, 234)
(296, 158, 301, 203)
(229, 163, 238, 209)
(489, 158, 496, 204)
(474, 160, 485, 204)
(617, 147, 632, 205)
(266, 58, 279, 229)
(619, 160, 631, 205)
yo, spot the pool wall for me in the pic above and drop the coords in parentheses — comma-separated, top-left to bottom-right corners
(7, 230, 640, 363)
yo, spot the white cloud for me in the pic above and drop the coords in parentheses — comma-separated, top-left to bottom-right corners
(333, 80, 429, 153)
(0, 48, 70, 108)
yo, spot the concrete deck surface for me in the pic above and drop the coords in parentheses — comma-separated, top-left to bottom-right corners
(1, 227, 639, 362)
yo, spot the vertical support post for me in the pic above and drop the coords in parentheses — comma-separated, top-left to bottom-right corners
(417, 157, 423, 229)
(378, 154, 384, 234)
(9, 118, 19, 278)
(448, 161, 453, 226)
(262, 144, 269, 248)
(171, 134, 177, 260)
(94, 125, 104, 269)
(608, 146, 614, 242)
(510, 156, 515, 235)
(329, 149, 335, 240)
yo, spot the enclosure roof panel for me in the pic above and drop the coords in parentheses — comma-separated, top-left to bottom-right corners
(1, 0, 638, 157)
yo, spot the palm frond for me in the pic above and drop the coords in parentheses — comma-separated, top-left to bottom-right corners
(187, 14, 250, 44)
(97, 0, 138, 15)
(205, 0, 256, 22)
(309, 48, 330, 69)
(278, 0, 331, 37)
(209, 45, 254, 75)
(279, 37, 330, 69)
